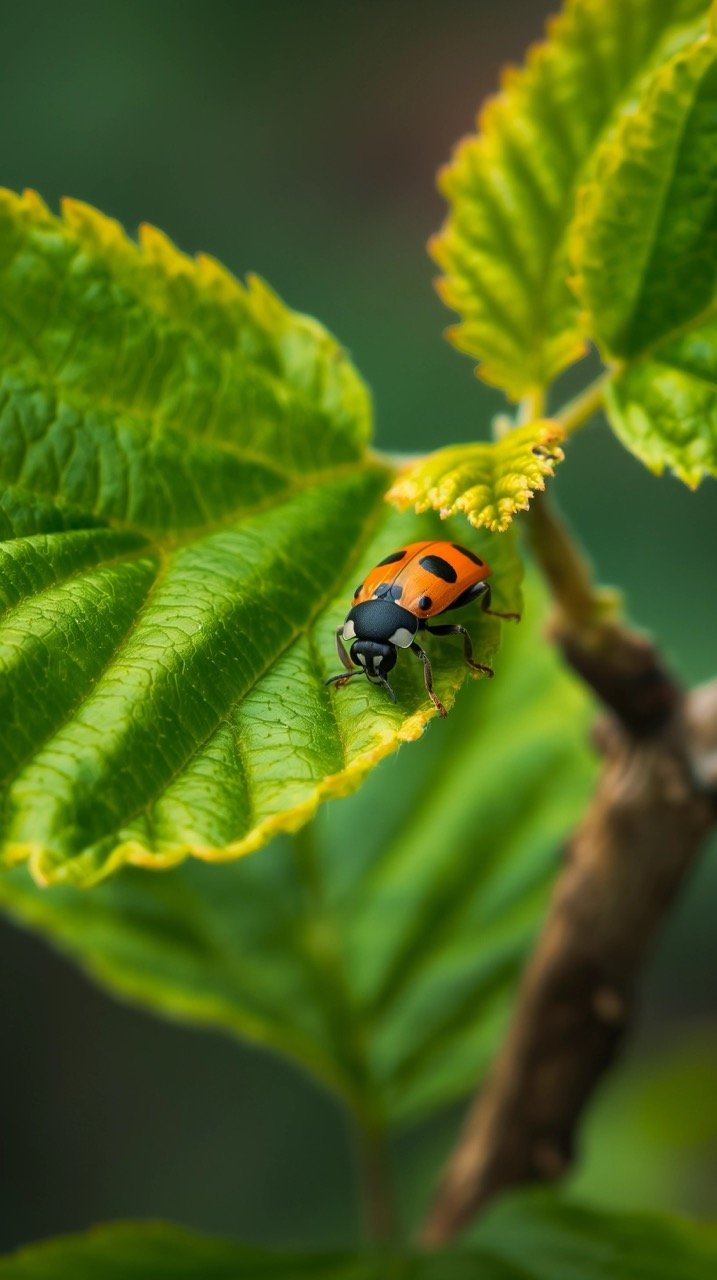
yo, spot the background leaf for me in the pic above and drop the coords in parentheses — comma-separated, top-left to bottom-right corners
(471, 1192, 717, 1280)
(0, 190, 521, 887)
(3, 1200, 717, 1279)
(387, 422, 564, 533)
(431, 0, 710, 397)
(0, 583, 594, 1124)
(604, 339, 717, 486)
(573, 36, 717, 485)
(571, 1027, 717, 1215)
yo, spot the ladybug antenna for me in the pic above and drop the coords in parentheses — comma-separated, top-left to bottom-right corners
(377, 674, 397, 704)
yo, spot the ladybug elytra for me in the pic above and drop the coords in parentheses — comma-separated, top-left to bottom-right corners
(325, 540, 519, 717)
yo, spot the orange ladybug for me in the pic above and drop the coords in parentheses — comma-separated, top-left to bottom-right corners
(325, 540, 519, 717)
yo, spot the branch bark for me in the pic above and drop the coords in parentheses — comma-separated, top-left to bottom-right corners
(421, 499, 717, 1246)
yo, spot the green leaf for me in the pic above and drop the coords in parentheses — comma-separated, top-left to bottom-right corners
(387, 422, 564, 533)
(0, 583, 594, 1123)
(471, 1192, 717, 1280)
(431, 0, 710, 398)
(0, 1224, 412, 1280)
(573, 36, 717, 359)
(605, 337, 717, 485)
(573, 36, 717, 485)
(4, 1201, 717, 1279)
(0, 189, 521, 887)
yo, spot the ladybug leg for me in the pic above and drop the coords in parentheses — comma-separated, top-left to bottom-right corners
(335, 625, 354, 671)
(410, 640, 448, 718)
(479, 583, 521, 622)
(324, 669, 365, 690)
(424, 623, 494, 678)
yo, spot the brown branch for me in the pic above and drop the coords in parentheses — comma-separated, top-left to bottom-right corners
(421, 500, 717, 1246)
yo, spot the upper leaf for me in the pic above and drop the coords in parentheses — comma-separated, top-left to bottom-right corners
(573, 36, 717, 359)
(387, 422, 565, 533)
(572, 36, 717, 485)
(0, 190, 520, 887)
(0, 583, 592, 1123)
(431, 0, 710, 398)
(3, 1199, 717, 1278)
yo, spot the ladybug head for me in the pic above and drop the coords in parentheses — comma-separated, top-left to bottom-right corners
(349, 639, 397, 682)
(340, 600, 418, 699)
(343, 599, 418, 648)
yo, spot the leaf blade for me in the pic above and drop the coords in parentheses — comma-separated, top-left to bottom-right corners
(472, 1192, 717, 1280)
(605, 337, 717, 485)
(2, 1202, 717, 1279)
(432, 0, 710, 397)
(572, 35, 717, 483)
(572, 35, 717, 360)
(0, 190, 518, 886)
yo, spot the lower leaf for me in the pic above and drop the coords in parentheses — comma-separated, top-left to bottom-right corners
(2, 1199, 716, 1278)
(471, 1192, 717, 1280)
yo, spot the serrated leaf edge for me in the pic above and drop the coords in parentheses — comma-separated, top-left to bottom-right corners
(428, 9, 593, 396)
(386, 422, 565, 533)
(4, 682, 467, 889)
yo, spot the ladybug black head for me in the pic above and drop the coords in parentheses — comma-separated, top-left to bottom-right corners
(349, 639, 397, 682)
(343, 599, 418, 648)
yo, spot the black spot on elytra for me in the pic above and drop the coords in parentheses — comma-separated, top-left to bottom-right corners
(377, 549, 406, 566)
(419, 554, 457, 583)
(418, 594, 432, 611)
(353, 584, 363, 598)
(453, 543, 483, 566)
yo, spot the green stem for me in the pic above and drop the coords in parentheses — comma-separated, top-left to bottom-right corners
(515, 375, 616, 629)
(524, 493, 620, 638)
(356, 1120, 399, 1246)
(554, 370, 611, 436)
(290, 823, 399, 1245)
(518, 387, 547, 423)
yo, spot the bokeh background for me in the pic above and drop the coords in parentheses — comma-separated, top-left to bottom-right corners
(0, 0, 715, 1253)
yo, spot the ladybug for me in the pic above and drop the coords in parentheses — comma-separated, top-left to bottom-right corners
(325, 540, 519, 717)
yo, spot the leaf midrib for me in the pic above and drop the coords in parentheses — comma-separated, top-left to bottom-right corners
(0, 457, 379, 545)
(291, 825, 388, 1125)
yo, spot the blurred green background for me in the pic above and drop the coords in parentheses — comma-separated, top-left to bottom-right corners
(0, 0, 715, 1253)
